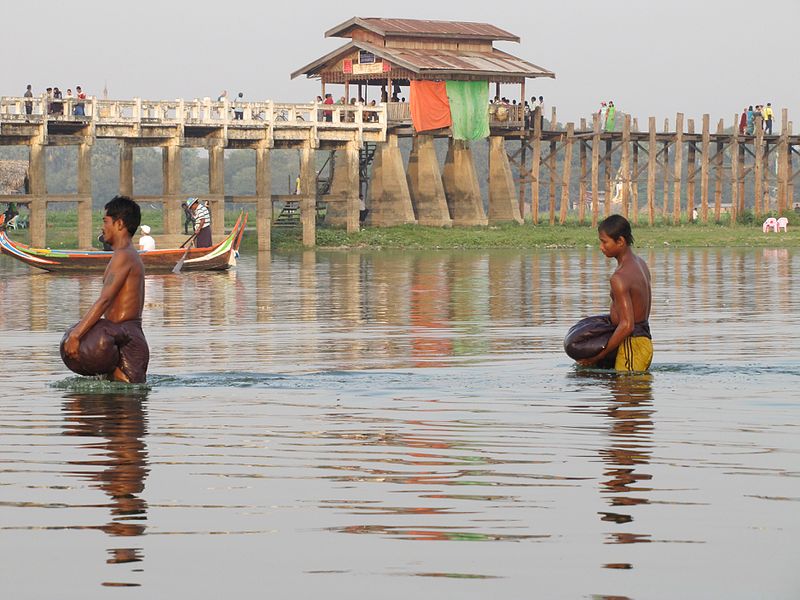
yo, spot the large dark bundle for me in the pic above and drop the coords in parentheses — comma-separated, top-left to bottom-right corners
(564, 315, 617, 369)
(60, 321, 129, 377)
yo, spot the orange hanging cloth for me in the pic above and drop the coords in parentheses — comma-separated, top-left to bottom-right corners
(409, 80, 452, 133)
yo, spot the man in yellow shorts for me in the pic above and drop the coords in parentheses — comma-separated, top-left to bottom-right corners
(578, 215, 653, 372)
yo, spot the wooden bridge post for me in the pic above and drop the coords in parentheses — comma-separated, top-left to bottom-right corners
(77, 140, 93, 249)
(700, 114, 710, 223)
(672, 113, 684, 224)
(548, 137, 557, 225)
(345, 140, 360, 233)
(119, 141, 133, 197)
(754, 115, 764, 217)
(621, 114, 631, 220)
(579, 118, 587, 224)
(686, 119, 696, 223)
(647, 116, 656, 225)
(714, 119, 723, 222)
(255, 143, 271, 251)
(559, 123, 574, 224)
(162, 143, 182, 234)
(788, 121, 794, 207)
(632, 131, 639, 224)
(208, 142, 225, 239)
(518, 139, 527, 219)
(778, 108, 789, 214)
(591, 112, 600, 227)
(603, 137, 612, 218)
(730, 120, 739, 226)
(530, 107, 542, 224)
(299, 142, 316, 247)
(28, 137, 47, 248)
(737, 143, 745, 215)
(662, 118, 670, 220)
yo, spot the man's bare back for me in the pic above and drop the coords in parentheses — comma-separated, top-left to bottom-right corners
(609, 253, 651, 327)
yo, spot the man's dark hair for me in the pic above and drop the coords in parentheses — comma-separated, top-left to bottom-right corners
(599, 214, 634, 246)
(104, 195, 141, 236)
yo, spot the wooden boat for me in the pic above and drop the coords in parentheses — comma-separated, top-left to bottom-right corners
(0, 212, 248, 272)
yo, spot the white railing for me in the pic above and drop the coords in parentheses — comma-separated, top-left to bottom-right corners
(0, 95, 387, 131)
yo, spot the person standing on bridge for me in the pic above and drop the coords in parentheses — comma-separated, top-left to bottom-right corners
(233, 92, 244, 120)
(75, 86, 86, 116)
(187, 197, 212, 248)
(763, 103, 774, 135)
(23, 85, 33, 118)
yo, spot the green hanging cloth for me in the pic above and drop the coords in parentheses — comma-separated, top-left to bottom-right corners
(445, 81, 490, 140)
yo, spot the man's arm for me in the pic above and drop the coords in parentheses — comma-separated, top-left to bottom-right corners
(64, 255, 131, 358)
(578, 274, 635, 366)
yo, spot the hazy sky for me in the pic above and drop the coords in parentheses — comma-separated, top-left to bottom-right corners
(4, 0, 798, 126)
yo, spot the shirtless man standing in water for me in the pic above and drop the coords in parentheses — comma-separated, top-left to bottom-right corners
(579, 215, 653, 371)
(63, 196, 149, 383)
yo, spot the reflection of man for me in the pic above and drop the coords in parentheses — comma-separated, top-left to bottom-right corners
(62, 391, 149, 553)
(578, 215, 652, 372)
(186, 197, 212, 248)
(63, 196, 149, 383)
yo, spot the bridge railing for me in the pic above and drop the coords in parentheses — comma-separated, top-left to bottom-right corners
(0, 96, 387, 131)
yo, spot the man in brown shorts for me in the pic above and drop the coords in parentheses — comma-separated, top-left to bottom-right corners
(63, 196, 149, 383)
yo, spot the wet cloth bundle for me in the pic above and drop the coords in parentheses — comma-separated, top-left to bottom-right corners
(564, 315, 652, 370)
(60, 319, 150, 383)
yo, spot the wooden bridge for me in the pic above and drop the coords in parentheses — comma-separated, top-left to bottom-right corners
(1, 95, 798, 250)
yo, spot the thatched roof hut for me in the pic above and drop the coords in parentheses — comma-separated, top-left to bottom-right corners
(0, 160, 28, 195)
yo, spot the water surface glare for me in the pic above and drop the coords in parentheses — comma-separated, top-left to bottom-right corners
(1, 248, 799, 599)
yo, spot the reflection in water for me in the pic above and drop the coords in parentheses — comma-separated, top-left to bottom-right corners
(62, 391, 149, 585)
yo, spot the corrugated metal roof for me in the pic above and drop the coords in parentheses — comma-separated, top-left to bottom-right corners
(291, 41, 555, 80)
(326, 17, 519, 42)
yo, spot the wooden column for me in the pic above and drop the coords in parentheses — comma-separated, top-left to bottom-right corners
(647, 116, 656, 225)
(119, 141, 133, 197)
(632, 135, 639, 224)
(591, 113, 601, 227)
(604, 138, 612, 217)
(29, 141, 47, 248)
(621, 114, 631, 219)
(672, 113, 684, 223)
(299, 143, 316, 247)
(518, 140, 527, 219)
(788, 121, 794, 209)
(345, 140, 360, 233)
(700, 114, 710, 223)
(754, 116, 764, 218)
(208, 143, 225, 238)
(579, 117, 587, 224)
(77, 141, 93, 249)
(255, 143, 271, 251)
(686, 119, 696, 223)
(559, 123, 574, 224)
(714, 120, 724, 222)
(162, 144, 182, 234)
(738, 143, 745, 215)
(530, 108, 542, 224)
(548, 139, 557, 224)
(730, 122, 739, 226)
(662, 118, 670, 220)
(778, 108, 789, 214)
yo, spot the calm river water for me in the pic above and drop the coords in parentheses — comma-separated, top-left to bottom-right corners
(0, 247, 798, 599)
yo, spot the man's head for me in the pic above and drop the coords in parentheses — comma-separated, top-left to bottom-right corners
(238, 92, 243, 98)
(76, 86, 82, 92)
(186, 197, 199, 213)
(598, 214, 634, 257)
(26, 84, 32, 91)
(103, 196, 141, 243)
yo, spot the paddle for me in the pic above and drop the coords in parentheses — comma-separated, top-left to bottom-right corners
(172, 232, 198, 274)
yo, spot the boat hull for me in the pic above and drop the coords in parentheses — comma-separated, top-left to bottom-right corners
(0, 213, 248, 273)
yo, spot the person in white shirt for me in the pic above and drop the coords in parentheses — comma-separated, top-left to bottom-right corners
(187, 197, 212, 247)
(138, 224, 156, 251)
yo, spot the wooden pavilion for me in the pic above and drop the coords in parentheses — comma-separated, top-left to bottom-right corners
(291, 17, 555, 125)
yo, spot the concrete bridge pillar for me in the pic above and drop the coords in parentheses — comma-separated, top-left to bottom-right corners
(323, 142, 361, 233)
(255, 144, 271, 251)
(77, 140, 93, 248)
(406, 134, 452, 227)
(488, 136, 523, 224)
(366, 133, 416, 227)
(119, 142, 133, 197)
(442, 139, 487, 226)
(208, 143, 225, 239)
(162, 144, 182, 235)
(28, 139, 47, 247)
(299, 144, 316, 247)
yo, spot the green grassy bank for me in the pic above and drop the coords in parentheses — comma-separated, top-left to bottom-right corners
(6, 208, 800, 251)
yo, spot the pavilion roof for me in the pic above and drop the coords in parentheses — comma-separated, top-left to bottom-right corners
(325, 17, 520, 42)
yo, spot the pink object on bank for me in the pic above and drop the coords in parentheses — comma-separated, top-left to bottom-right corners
(777, 217, 788, 232)
(762, 218, 778, 233)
